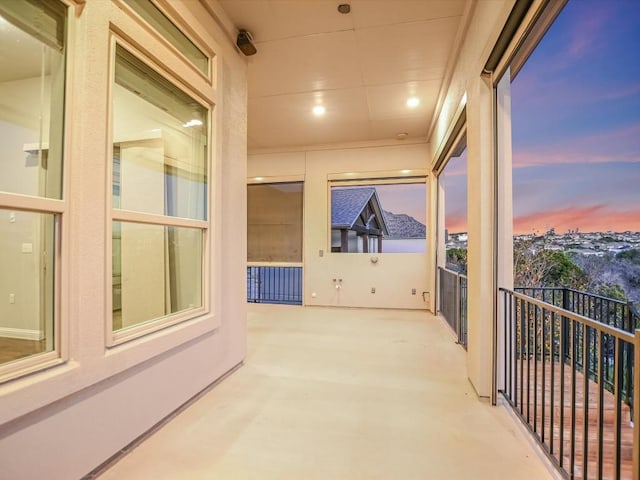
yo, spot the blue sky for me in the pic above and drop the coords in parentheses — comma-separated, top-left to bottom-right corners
(444, 0, 640, 234)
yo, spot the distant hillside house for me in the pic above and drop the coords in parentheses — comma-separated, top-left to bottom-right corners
(331, 187, 388, 253)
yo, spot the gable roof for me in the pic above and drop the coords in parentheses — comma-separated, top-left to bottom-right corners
(331, 187, 387, 235)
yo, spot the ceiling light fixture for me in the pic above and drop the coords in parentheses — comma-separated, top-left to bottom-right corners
(396, 132, 408, 140)
(337, 3, 351, 14)
(312, 105, 326, 116)
(254, 177, 264, 182)
(401, 169, 411, 174)
(406, 97, 420, 108)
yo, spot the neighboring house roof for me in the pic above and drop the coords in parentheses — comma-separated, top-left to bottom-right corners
(331, 187, 388, 234)
(383, 210, 426, 239)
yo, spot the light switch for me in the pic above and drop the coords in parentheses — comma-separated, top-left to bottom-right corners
(21, 243, 33, 253)
(9, 212, 15, 223)
(9, 294, 15, 304)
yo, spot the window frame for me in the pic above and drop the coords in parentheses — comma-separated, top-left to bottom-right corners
(115, 0, 212, 82)
(106, 36, 211, 347)
(0, 0, 71, 383)
(327, 170, 429, 255)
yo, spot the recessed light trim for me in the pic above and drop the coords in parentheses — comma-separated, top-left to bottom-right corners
(337, 3, 351, 14)
(254, 177, 264, 182)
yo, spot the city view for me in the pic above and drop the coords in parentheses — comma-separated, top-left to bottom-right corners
(443, 1, 640, 307)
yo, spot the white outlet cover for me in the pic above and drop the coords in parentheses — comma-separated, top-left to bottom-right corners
(21, 243, 33, 253)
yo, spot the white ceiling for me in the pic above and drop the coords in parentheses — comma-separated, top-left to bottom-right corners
(218, 0, 469, 150)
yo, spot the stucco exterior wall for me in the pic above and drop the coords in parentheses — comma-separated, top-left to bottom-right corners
(0, 1, 248, 478)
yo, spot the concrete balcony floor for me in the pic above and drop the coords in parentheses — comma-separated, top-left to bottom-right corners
(99, 305, 555, 479)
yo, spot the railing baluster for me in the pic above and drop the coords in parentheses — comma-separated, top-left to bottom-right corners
(571, 319, 577, 478)
(583, 324, 590, 480)
(598, 330, 605, 480)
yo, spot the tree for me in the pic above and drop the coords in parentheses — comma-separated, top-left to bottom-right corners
(513, 238, 588, 289)
(446, 247, 467, 274)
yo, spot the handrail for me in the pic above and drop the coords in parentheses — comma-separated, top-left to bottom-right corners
(504, 288, 635, 342)
(438, 267, 468, 349)
(499, 287, 639, 479)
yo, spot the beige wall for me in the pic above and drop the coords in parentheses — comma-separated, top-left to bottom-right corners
(249, 142, 431, 310)
(428, 0, 515, 398)
(0, 1, 247, 479)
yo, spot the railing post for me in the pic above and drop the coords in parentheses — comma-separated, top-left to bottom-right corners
(562, 288, 570, 361)
(634, 328, 640, 480)
(455, 272, 462, 343)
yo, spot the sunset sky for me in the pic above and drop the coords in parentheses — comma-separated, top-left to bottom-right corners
(443, 0, 640, 234)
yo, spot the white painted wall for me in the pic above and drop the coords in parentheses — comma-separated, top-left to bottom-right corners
(0, 2, 247, 479)
(249, 143, 431, 310)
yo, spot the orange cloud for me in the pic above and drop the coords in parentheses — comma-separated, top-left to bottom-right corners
(514, 205, 640, 235)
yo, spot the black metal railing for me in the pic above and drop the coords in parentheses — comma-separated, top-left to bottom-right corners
(438, 267, 467, 349)
(500, 288, 639, 480)
(247, 265, 303, 305)
(516, 287, 640, 404)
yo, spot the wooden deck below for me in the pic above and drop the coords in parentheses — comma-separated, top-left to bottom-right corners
(506, 359, 635, 479)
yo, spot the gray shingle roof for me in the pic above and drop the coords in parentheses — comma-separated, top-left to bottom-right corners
(383, 210, 426, 239)
(331, 187, 377, 228)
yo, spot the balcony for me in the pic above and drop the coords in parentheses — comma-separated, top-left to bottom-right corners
(438, 271, 640, 480)
(96, 305, 555, 479)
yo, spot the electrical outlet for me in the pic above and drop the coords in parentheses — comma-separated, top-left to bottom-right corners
(371, 287, 375, 294)
(9, 293, 15, 304)
(412, 288, 417, 295)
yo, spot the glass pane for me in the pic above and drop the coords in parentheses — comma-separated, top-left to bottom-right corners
(0, 2, 66, 199)
(113, 45, 208, 220)
(113, 221, 203, 332)
(247, 182, 303, 262)
(331, 183, 427, 253)
(124, 0, 208, 75)
(0, 209, 55, 365)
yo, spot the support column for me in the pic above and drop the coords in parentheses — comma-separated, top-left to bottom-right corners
(341, 229, 348, 252)
(495, 69, 514, 397)
(466, 74, 496, 399)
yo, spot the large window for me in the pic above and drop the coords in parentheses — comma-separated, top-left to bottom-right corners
(330, 181, 427, 254)
(0, 0, 67, 374)
(111, 43, 208, 340)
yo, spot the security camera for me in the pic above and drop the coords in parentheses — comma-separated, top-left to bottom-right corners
(236, 29, 257, 56)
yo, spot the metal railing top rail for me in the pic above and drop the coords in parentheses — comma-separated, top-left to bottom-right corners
(247, 261, 303, 267)
(501, 287, 636, 343)
(438, 265, 468, 279)
(515, 286, 632, 306)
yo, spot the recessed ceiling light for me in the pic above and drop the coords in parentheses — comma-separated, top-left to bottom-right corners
(401, 169, 411, 174)
(406, 97, 420, 108)
(337, 3, 351, 14)
(254, 177, 264, 182)
(312, 105, 326, 116)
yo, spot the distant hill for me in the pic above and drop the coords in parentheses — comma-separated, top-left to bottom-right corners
(383, 210, 426, 239)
